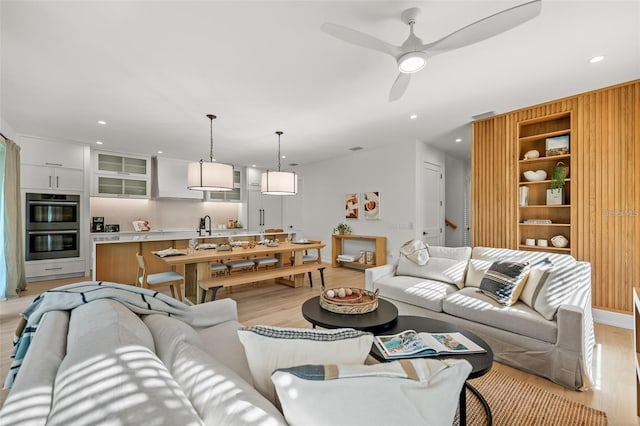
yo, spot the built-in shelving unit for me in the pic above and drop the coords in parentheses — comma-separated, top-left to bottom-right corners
(331, 234, 386, 270)
(517, 112, 572, 254)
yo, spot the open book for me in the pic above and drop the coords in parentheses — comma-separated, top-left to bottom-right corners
(374, 330, 486, 359)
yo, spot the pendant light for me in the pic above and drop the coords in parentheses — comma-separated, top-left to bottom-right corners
(261, 131, 298, 195)
(187, 114, 234, 191)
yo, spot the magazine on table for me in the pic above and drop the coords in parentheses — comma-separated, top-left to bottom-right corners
(374, 330, 486, 359)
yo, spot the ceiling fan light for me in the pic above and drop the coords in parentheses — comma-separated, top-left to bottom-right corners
(398, 51, 426, 73)
(261, 170, 298, 195)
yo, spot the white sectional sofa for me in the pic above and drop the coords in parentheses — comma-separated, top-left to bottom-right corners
(365, 246, 595, 391)
(0, 283, 472, 426)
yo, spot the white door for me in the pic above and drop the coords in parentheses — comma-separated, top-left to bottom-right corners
(464, 174, 471, 246)
(422, 162, 444, 246)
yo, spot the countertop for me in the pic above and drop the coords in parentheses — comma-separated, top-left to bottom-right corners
(90, 229, 294, 244)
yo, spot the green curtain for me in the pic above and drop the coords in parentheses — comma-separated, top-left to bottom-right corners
(0, 136, 26, 300)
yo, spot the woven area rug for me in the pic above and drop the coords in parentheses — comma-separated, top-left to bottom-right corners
(454, 370, 607, 425)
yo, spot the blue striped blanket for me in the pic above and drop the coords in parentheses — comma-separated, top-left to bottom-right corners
(4, 281, 207, 389)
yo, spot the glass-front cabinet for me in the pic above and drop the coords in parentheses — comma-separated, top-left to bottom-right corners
(92, 151, 151, 198)
(205, 168, 243, 202)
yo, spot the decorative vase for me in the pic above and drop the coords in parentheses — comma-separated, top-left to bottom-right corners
(550, 235, 569, 248)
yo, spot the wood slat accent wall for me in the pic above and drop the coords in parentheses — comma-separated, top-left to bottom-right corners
(472, 80, 639, 313)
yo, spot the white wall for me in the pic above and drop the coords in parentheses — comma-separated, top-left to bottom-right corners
(300, 141, 447, 264)
(444, 154, 469, 247)
(0, 118, 17, 140)
(90, 198, 240, 232)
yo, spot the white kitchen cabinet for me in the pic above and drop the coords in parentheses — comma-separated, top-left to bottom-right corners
(245, 167, 262, 191)
(247, 190, 283, 231)
(153, 157, 203, 200)
(18, 136, 85, 170)
(21, 164, 84, 191)
(282, 189, 303, 232)
(93, 150, 151, 198)
(205, 168, 244, 202)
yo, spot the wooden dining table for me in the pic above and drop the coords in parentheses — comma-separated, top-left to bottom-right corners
(159, 241, 325, 304)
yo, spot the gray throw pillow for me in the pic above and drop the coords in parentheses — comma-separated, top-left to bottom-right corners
(479, 260, 530, 306)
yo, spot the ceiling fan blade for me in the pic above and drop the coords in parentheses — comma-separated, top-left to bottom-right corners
(424, 0, 541, 54)
(321, 22, 400, 57)
(389, 73, 411, 102)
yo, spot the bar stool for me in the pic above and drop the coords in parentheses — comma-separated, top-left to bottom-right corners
(135, 253, 183, 301)
(253, 257, 279, 270)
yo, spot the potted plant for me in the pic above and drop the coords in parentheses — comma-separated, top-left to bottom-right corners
(547, 161, 568, 205)
(333, 223, 352, 235)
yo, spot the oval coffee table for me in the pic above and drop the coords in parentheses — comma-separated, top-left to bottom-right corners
(370, 316, 494, 426)
(301, 296, 398, 333)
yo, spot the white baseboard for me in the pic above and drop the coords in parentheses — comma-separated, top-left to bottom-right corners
(592, 308, 633, 329)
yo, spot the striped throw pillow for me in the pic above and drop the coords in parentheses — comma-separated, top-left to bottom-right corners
(479, 260, 530, 306)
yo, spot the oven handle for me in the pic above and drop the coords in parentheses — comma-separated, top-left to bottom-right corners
(28, 230, 78, 235)
(28, 200, 79, 206)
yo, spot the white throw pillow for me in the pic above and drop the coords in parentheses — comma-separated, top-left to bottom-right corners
(271, 358, 471, 426)
(399, 239, 430, 265)
(237, 326, 373, 404)
(519, 258, 554, 307)
(526, 266, 580, 320)
(465, 259, 493, 288)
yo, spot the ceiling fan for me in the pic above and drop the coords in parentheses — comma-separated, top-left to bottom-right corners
(321, 0, 542, 102)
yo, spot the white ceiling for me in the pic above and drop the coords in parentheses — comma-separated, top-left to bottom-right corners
(1, 1, 638, 167)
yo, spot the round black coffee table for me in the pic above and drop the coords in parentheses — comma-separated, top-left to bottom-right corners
(370, 316, 493, 426)
(301, 296, 398, 333)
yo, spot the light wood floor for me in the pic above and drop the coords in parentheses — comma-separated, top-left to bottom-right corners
(0, 267, 637, 425)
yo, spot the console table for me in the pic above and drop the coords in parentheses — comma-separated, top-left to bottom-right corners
(331, 234, 386, 269)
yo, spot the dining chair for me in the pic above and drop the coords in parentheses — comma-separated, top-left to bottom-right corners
(290, 240, 324, 288)
(135, 253, 184, 301)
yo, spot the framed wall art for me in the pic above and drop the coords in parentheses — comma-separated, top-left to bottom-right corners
(364, 191, 380, 220)
(345, 193, 359, 219)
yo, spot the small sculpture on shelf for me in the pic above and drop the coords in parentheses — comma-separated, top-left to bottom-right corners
(550, 235, 569, 248)
(523, 149, 540, 160)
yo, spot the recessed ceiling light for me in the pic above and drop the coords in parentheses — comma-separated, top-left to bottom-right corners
(589, 55, 604, 64)
(157, 151, 163, 154)
(455, 138, 462, 143)
(97, 120, 107, 125)
(251, 164, 257, 168)
(96, 141, 103, 145)
(281, 155, 286, 159)
(410, 114, 418, 120)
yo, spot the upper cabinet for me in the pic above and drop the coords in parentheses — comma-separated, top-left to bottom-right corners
(205, 168, 244, 202)
(18, 136, 87, 192)
(245, 167, 262, 191)
(92, 150, 150, 198)
(152, 157, 203, 200)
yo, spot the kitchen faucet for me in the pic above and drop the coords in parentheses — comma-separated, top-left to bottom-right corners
(203, 215, 212, 236)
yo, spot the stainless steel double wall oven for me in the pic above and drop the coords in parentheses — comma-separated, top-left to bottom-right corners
(25, 193, 80, 260)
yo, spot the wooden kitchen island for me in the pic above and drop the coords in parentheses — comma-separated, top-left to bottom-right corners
(92, 230, 292, 285)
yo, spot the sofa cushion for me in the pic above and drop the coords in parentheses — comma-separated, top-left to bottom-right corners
(47, 300, 202, 426)
(196, 319, 254, 385)
(471, 246, 577, 268)
(374, 275, 458, 312)
(443, 288, 557, 344)
(479, 260, 530, 306)
(396, 246, 471, 288)
(145, 315, 287, 426)
(271, 359, 471, 426)
(237, 326, 373, 404)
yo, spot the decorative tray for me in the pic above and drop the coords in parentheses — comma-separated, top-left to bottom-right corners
(319, 288, 379, 315)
